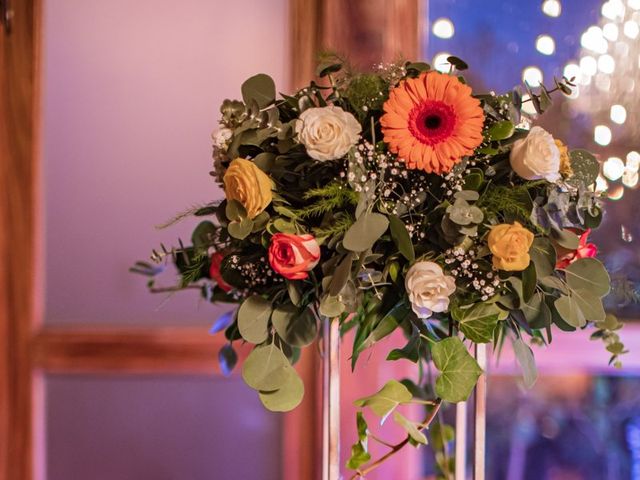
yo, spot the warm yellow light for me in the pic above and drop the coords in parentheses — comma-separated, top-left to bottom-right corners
(536, 35, 556, 55)
(624, 20, 640, 38)
(608, 184, 625, 200)
(580, 55, 598, 76)
(604, 156, 625, 180)
(602, 0, 626, 20)
(542, 0, 562, 17)
(432, 52, 452, 73)
(610, 104, 627, 124)
(581, 26, 608, 54)
(598, 54, 615, 74)
(522, 66, 543, 87)
(622, 169, 639, 188)
(603, 23, 619, 40)
(594, 125, 612, 146)
(626, 151, 640, 171)
(432, 18, 455, 39)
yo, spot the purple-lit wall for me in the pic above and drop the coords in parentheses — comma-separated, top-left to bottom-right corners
(41, 0, 288, 478)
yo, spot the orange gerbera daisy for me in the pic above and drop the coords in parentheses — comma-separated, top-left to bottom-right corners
(380, 71, 485, 174)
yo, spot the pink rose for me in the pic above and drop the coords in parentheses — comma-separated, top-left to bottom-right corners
(209, 251, 233, 292)
(556, 229, 598, 269)
(268, 233, 321, 280)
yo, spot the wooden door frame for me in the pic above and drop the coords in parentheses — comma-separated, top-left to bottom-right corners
(1, 1, 421, 479)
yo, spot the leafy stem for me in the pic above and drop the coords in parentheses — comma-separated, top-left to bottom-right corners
(350, 398, 443, 479)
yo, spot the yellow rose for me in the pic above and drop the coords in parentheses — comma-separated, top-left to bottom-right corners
(488, 221, 534, 271)
(223, 158, 273, 219)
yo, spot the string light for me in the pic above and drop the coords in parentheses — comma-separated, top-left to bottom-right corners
(432, 18, 455, 39)
(603, 156, 625, 180)
(542, 0, 562, 17)
(432, 52, 452, 73)
(522, 66, 543, 87)
(627, 151, 640, 170)
(536, 35, 556, 55)
(597, 54, 616, 74)
(603, 22, 619, 40)
(623, 20, 640, 38)
(610, 104, 627, 123)
(594, 125, 612, 145)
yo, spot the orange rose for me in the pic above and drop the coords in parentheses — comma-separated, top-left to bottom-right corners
(488, 222, 534, 271)
(209, 251, 232, 292)
(268, 233, 320, 280)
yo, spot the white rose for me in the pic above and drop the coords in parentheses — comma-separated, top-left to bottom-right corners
(509, 126, 561, 182)
(405, 261, 457, 319)
(295, 106, 361, 161)
(212, 127, 233, 149)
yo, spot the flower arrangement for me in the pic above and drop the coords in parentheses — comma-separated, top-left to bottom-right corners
(133, 56, 627, 477)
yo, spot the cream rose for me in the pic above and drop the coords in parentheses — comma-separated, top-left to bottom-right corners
(295, 106, 361, 161)
(405, 261, 457, 319)
(509, 126, 561, 182)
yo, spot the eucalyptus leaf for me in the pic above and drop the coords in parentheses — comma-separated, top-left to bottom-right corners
(238, 295, 272, 344)
(258, 367, 304, 412)
(354, 380, 413, 424)
(512, 338, 537, 388)
(272, 305, 318, 347)
(567, 149, 600, 188)
(554, 295, 586, 328)
(319, 294, 345, 317)
(388, 215, 415, 261)
(228, 218, 253, 239)
(564, 257, 611, 297)
(529, 238, 556, 278)
(393, 411, 427, 444)
(343, 212, 389, 252)
(241, 73, 276, 108)
(329, 253, 353, 296)
(242, 344, 290, 391)
(571, 288, 606, 321)
(191, 221, 216, 248)
(432, 337, 483, 403)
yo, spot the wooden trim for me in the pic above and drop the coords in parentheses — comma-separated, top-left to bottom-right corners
(0, 1, 41, 480)
(32, 326, 249, 374)
(290, 0, 421, 88)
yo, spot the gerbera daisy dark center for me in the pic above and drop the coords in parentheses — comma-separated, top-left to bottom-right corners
(407, 100, 457, 146)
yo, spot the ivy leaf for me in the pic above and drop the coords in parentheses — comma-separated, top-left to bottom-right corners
(564, 258, 611, 297)
(393, 411, 427, 445)
(432, 337, 483, 403)
(387, 330, 420, 363)
(242, 344, 290, 391)
(388, 215, 415, 261)
(452, 303, 501, 343)
(346, 442, 371, 470)
(429, 422, 455, 451)
(354, 380, 413, 424)
(237, 295, 272, 344)
(272, 305, 318, 347)
(512, 338, 537, 388)
(258, 367, 304, 412)
(241, 73, 276, 108)
(343, 212, 389, 252)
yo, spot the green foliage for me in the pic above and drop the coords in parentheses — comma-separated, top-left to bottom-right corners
(294, 182, 358, 218)
(432, 338, 483, 403)
(354, 380, 413, 423)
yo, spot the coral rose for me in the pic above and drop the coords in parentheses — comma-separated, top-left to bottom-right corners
(488, 222, 534, 271)
(295, 106, 361, 161)
(223, 158, 273, 219)
(268, 233, 321, 280)
(405, 261, 456, 319)
(556, 229, 597, 269)
(209, 251, 232, 292)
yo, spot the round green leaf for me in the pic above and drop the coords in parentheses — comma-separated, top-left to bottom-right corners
(242, 344, 290, 391)
(343, 212, 389, 252)
(554, 295, 586, 328)
(564, 257, 611, 297)
(258, 367, 304, 412)
(272, 305, 318, 347)
(488, 120, 515, 141)
(238, 295, 272, 344)
(241, 73, 276, 109)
